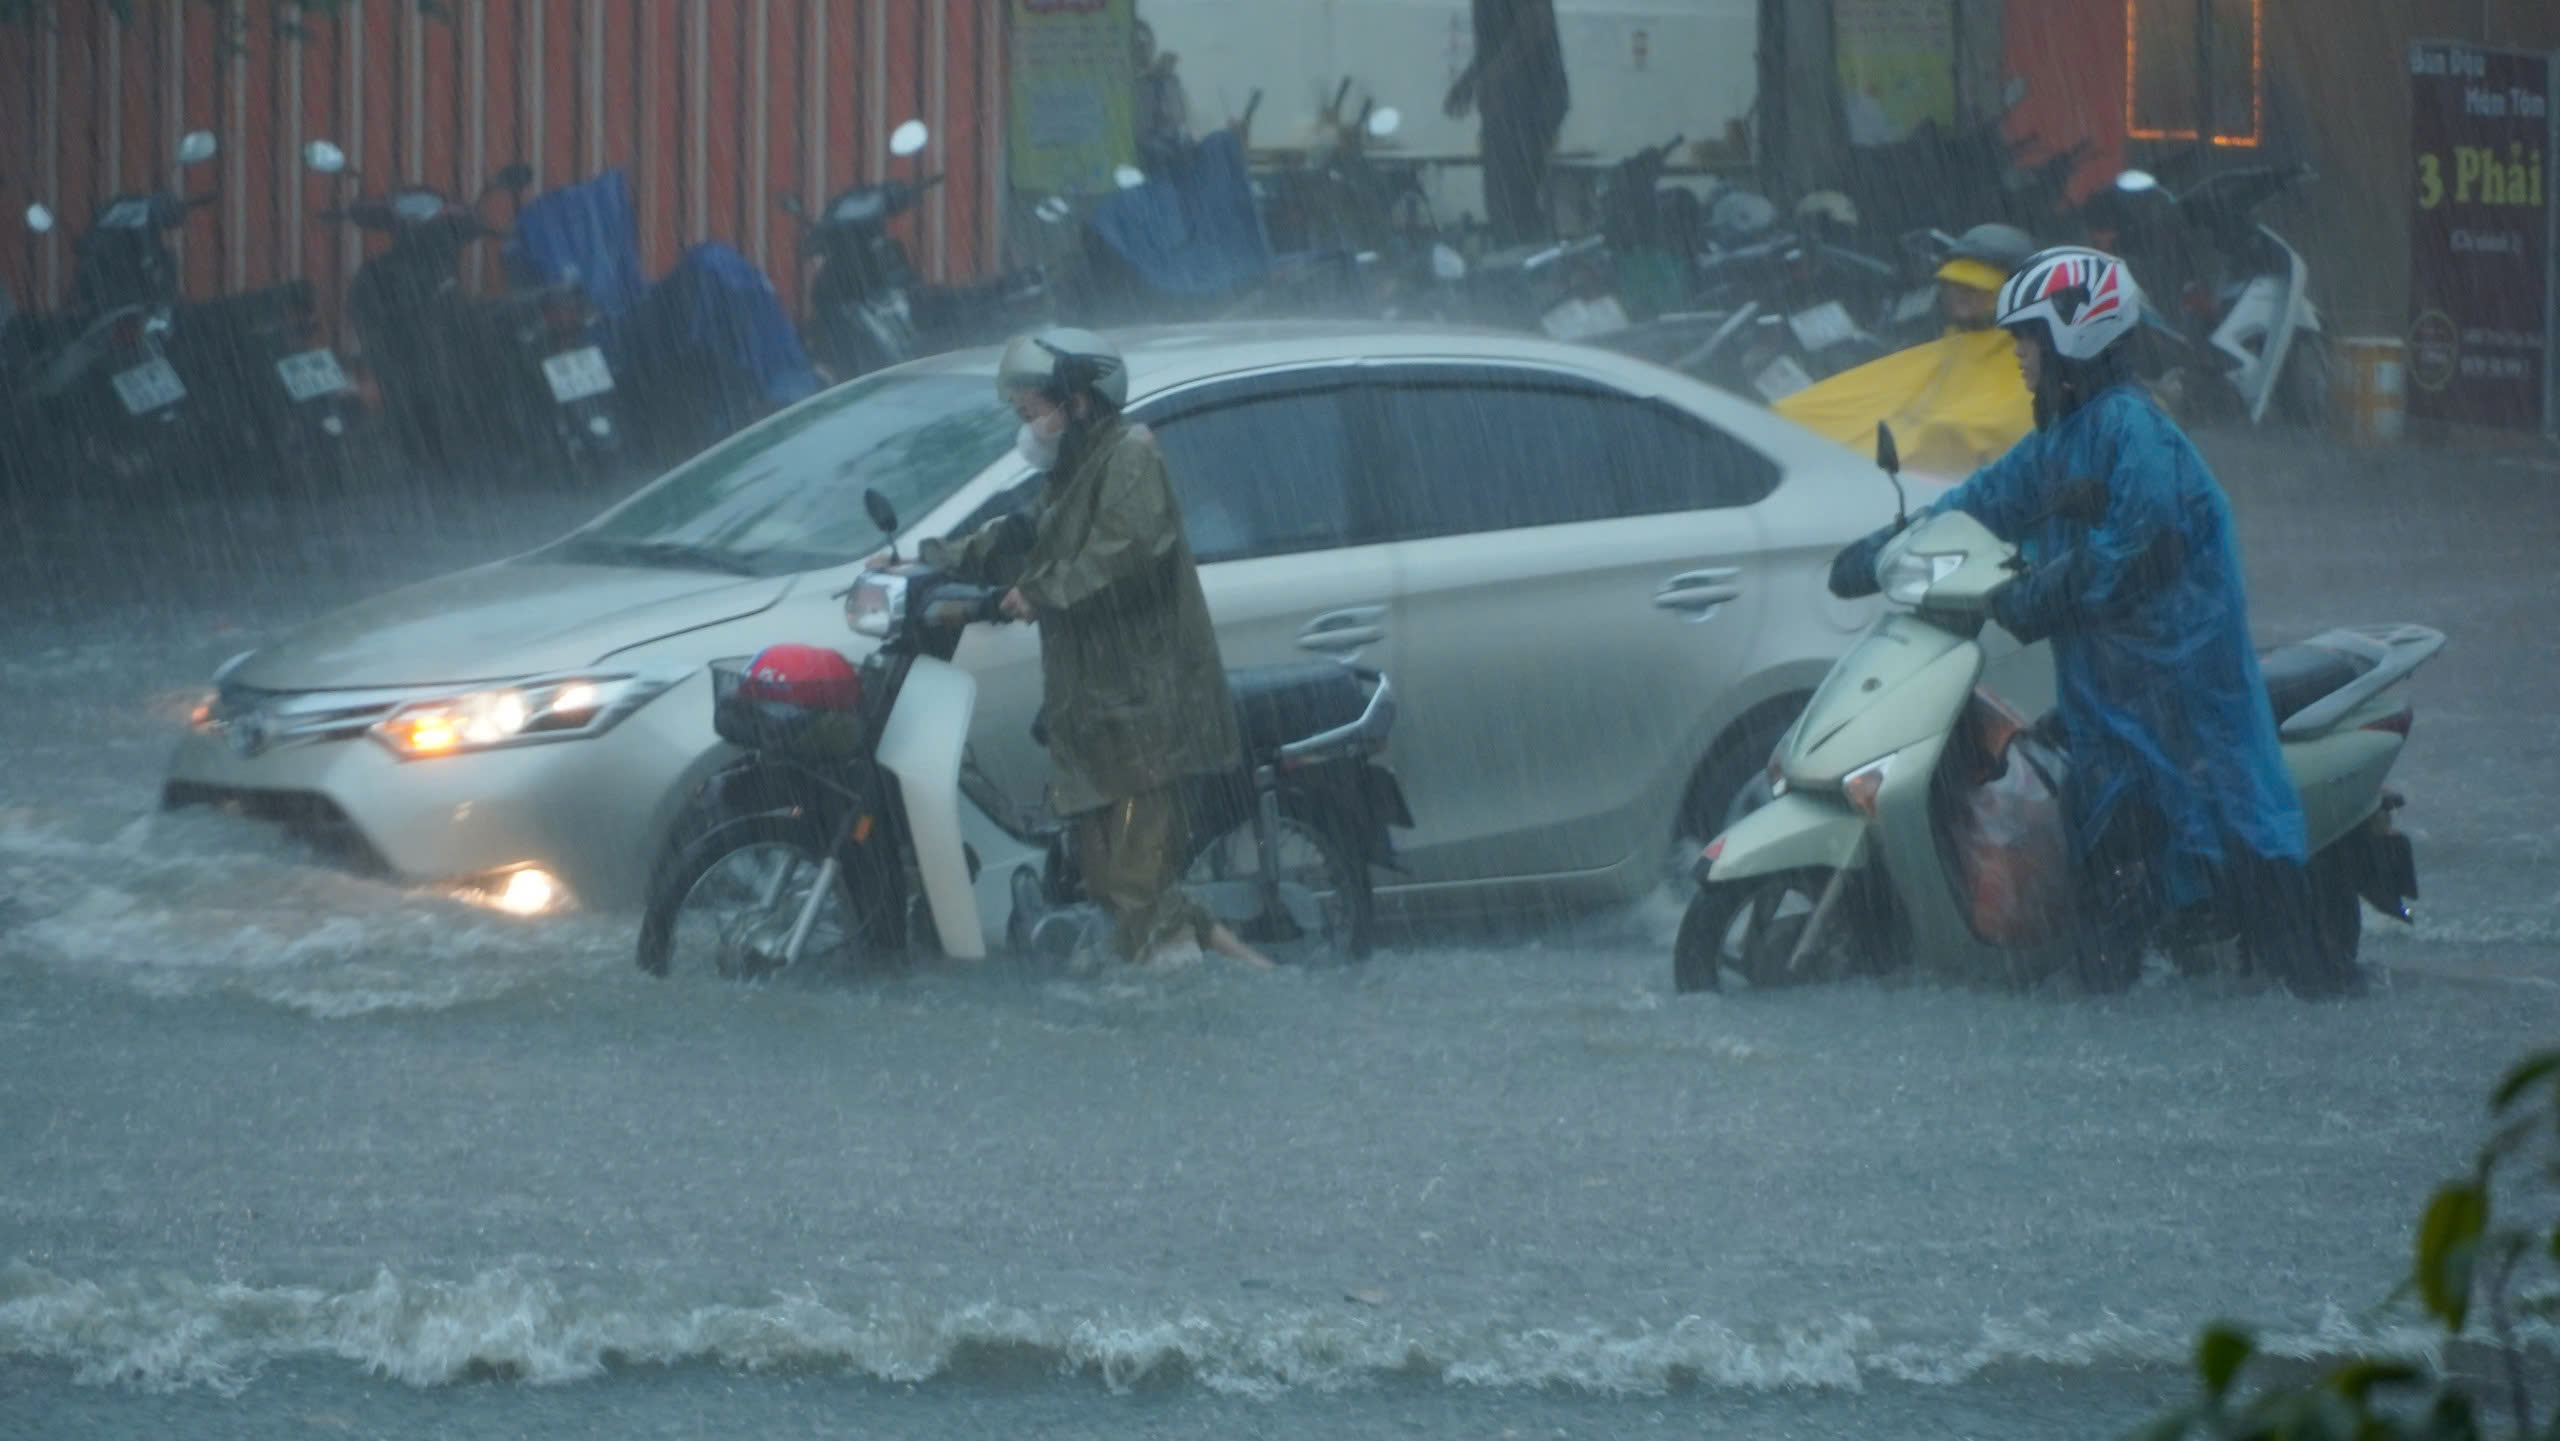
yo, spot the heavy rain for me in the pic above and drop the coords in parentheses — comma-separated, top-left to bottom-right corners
(3, 1, 2558, 1437)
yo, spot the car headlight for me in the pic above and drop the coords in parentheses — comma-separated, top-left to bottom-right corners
(847, 573, 908, 639)
(1881, 551, 1964, 607)
(371, 670, 682, 760)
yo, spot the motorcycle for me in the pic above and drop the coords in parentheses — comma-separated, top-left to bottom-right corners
(2079, 164, 2329, 428)
(635, 489, 1410, 980)
(780, 118, 1048, 382)
(1674, 425, 2437, 995)
(305, 140, 620, 478)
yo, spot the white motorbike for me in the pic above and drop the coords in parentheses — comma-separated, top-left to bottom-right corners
(1675, 427, 2439, 994)
(634, 490, 1410, 979)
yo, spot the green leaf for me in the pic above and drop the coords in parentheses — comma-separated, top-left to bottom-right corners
(2197, 1324, 2255, 1401)
(2325, 1358, 2422, 1403)
(2414, 1183, 2487, 1331)
(2489, 1049, 2560, 1112)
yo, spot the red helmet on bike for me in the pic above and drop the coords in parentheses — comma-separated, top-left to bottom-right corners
(742, 644, 860, 711)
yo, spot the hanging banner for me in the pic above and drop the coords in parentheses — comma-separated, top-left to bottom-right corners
(1008, 0, 1134, 196)
(1834, 0, 1956, 146)
(2406, 40, 2554, 432)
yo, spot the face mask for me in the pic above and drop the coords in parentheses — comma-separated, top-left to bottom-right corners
(1015, 406, 1066, 469)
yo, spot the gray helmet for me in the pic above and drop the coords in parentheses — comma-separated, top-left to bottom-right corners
(1948, 222, 2038, 275)
(995, 326, 1128, 411)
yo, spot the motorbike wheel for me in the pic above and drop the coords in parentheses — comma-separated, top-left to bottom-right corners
(1667, 711, 1794, 888)
(1674, 868, 1852, 993)
(635, 812, 893, 980)
(2274, 332, 2336, 430)
(2241, 843, 2366, 998)
(1180, 801, 1372, 965)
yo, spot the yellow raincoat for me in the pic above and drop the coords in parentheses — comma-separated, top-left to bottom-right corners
(1774, 327, 2034, 476)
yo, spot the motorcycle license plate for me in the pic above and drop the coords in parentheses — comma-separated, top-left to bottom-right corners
(542, 346, 615, 404)
(275, 347, 353, 402)
(1751, 354, 1816, 402)
(1785, 300, 1860, 352)
(111, 358, 187, 415)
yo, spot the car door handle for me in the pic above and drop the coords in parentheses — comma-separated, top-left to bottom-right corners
(1298, 606, 1388, 652)
(1655, 568, 1743, 619)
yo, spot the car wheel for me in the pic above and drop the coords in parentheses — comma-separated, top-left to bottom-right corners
(635, 813, 893, 980)
(1665, 711, 1795, 886)
(1181, 799, 1373, 965)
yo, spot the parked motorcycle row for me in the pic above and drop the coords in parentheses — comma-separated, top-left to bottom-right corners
(3, 117, 1029, 499)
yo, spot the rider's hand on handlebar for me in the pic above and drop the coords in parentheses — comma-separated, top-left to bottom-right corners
(999, 587, 1035, 622)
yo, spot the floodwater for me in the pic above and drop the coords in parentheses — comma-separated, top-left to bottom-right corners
(3, 430, 2555, 1439)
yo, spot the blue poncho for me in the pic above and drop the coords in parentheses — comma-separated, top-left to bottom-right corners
(1927, 383, 2306, 906)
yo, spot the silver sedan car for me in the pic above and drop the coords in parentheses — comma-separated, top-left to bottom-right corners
(165, 322, 1903, 915)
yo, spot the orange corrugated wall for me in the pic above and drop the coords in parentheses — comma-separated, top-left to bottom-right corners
(0, 0, 1004, 341)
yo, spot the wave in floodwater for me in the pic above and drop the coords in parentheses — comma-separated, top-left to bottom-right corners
(0, 806, 627, 1018)
(0, 1263, 2461, 1400)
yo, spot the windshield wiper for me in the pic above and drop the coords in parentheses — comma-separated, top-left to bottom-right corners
(556, 538, 766, 576)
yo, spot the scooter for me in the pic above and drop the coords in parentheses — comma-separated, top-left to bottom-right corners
(780, 118, 1048, 382)
(634, 489, 1410, 980)
(305, 140, 618, 477)
(2080, 164, 2328, 427)
(1674, 425, 2438, 995)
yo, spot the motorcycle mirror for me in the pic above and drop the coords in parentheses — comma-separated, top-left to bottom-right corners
(492, 162, 535, 192)
(889, 119, 929, 158)
(2114, 169, 2161, 193)
(25, 203, 54, 234)
(177, 131, 218, 167)
(1366, 105, 1401, 139)
(1875, 422, 1909, 526)
(1112, 165, 1146, 190)
(864, 487, 900, 538)
(303, 139, 348, 175)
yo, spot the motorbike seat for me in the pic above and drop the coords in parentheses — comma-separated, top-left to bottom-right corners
(1227, 663, 1367, 760)
(2257, 642, 2377, 725)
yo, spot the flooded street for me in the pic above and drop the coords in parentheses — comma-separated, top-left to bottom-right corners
(4, 431, 2557, 1438)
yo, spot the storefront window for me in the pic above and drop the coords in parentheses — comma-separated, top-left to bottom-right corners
(2126, 0, 2262, 147)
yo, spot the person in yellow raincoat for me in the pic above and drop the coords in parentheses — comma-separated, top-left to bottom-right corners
(1775, 223, 2038, 475)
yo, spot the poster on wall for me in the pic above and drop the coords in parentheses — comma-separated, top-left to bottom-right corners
(1008, 0, 1134, 196)
(1834, 0, 1955, 146)
(2406, 40, 2554, 433)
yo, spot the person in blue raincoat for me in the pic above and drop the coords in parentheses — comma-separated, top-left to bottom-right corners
(1829, 246, 2362, 998)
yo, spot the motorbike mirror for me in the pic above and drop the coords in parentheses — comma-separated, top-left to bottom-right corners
(177, 131, 218, 167)
(1112, 164, 1146, 190)
(303, 139, 348, 175)
(25, 203, 54, 234)
(1875, 422, 1909, 526)
(2114, 169, 2161, 193)
(1366, 105, 1401, 139)
(491, 162, 535, 192)
(889, 119, 929, 158)
(864, 487, 900, 538)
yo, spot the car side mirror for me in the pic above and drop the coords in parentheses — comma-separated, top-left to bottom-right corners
(1366, 106, 1401, 139)
(1112, 165, 1146, 190)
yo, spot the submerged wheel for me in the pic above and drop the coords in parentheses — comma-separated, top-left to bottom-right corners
(1181, 801, 1372, 965)
(2274, 331, 2335, 430)
(1674, 868, 1847, 993)
(635, 813, 891, 980)
(2240, 841, 2366, 998)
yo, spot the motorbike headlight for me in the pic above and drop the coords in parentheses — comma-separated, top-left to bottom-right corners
(1881, 551, 1964, 607)
(371, 670, 681, 760)
(847, 573, 908, 639)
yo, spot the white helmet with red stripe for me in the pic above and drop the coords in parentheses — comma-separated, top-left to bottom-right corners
(1996, 246, 2144, 361)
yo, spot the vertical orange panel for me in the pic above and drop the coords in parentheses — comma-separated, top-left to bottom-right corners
(303, 12, 351, 332)
(633, 1, 679, 277)
(826, 0, 862, 194)
(361, 0, 400, 188)
(763, 0, 807, 314)
(485, 0, 526, 176)
(116, 3, 152, 200)
(421, 3, 458, 193)
(881, 0, 923, 272)
(543, 0, 581, 194)
(235, 13, 280, 291)
(181, 1, 222, 298)
(705, 0, 743, 247)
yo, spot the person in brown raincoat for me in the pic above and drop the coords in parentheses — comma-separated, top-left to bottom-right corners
(922, 327, 1269, 970)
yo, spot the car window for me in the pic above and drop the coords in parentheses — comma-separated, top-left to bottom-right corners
(1371, 380, 1780, 539)
(1148, 387, 1364, 562)
(1606, 401, 1782, 513)
(551, 372, 1013, 575)
(1370, 383, 1624, 539)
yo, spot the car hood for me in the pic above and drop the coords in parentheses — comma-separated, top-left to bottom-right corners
(228, 558, 796, 690)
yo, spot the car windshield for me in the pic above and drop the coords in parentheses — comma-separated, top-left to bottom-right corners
(549, 371, 1013, 575)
